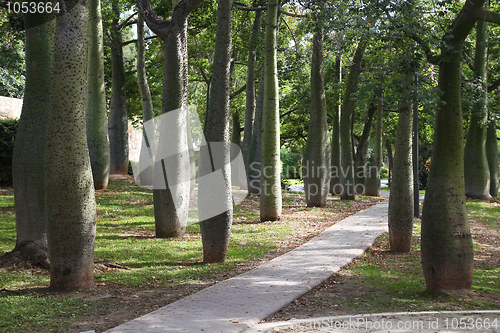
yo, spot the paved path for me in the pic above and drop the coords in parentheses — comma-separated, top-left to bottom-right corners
(107, 200, 389, 333)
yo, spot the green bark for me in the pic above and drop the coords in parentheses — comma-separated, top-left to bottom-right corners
(486, 121, 499, 197)
(421, 0, 483, 292)
(303, 28, 330, 207)
(87, 0, 110, 190)
(388, 70, 414, 253)
(364, 95, 383, 196)
(10, 11, 54, 268)
(339, 40, 366, 200)
(464, 16, 490, 199)
(242, 4, 263, 166)
(45, 0, 96, 291)
(108, 0, 129, 175)
(199, 0, 233, 263)
(260, 0, 281, 221)
(330, 55, 342, 196)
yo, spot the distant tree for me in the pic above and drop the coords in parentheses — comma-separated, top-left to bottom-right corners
(464, 13, 490, 199)
(486, 120, 499, 197)
(260, 0, 282, 221)
(87, 0, 110, 189)
(45, 0, 97, 291)
(248, 70, 265, 195)
(364, 88, 383, 196)
(108, 0, 129, 175)
(303, 14, 330, 207)
(330, 55, 342, 196)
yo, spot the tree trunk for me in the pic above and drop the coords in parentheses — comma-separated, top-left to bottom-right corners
(330, 55, 342, 196)
(8, 12, 54, 269)
(388, 70, 414, 254)
(199, 0, 233, 263)
(248, 70, 265, 195)
(339, 40, 366, 200)
(420, 0, 485, 291)
(87, 0, 110, 190)
(464, 15, 490, 199)
(303, 27, 330, 207)
(412, 74, 420, 217)
(486, 121, 498, 197)
(364, 95, 383, 196)
(152, 25, 191, 238)
(260, 0, 282, 221)
(354, 102, 376, 193)
(45, 0, 97, 291)
(108, 0, 129, 175)
(136, 11, 155, 186)
(385, 139, 393, 187)
(242, 4, 263, 165)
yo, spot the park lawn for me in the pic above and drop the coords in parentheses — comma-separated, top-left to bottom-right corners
(0, 180, 381, 332)
(268, 198, 499, 322)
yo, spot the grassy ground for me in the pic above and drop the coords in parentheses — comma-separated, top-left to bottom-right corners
(268, 196, 499, 322)
(0, 180, 381, 332)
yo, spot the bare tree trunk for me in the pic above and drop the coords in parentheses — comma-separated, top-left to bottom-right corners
(330, 55, 342, 196)
(354, 102, 376, 193)
(260, 0, 282, 221)
(248, 70, 264, 195)
(45, 0, 97, 291)
(87, 0, 110, 189)
(199, 0, 233, 263)
(486, 120, 498, 197)
(7, 12, 55, 269)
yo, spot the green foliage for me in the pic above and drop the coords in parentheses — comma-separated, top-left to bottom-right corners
(0, 9, 25, 98)
(0, 119, 17, 184)
(280, 147, 301, 179)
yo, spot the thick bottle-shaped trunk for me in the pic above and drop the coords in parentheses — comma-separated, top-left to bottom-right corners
(303, 29, 330, 207)
(354, 102, 376, 193)
(364, 98, 383, 196)
(464, 17, 490, 199)
(45, 0, 97, 291)
(242, 5, 263, 166)
(153, 26, 191, 238)
(260, 0, 282, 221)
(486, 121, 498, 197)
(339, 41, 366, 200)
(388, 72, 414, 253)
(87, 0, 110, 189)
(199, 0, 233, 263)
(421, 58, 473, 293)
(330, 55, 342, 196)
(108, 0, 129, 175)
(9, 13, 54, 268)
(248, 71, 265, 195)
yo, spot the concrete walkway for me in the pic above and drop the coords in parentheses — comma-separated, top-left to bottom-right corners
(107, 199, 389, 333)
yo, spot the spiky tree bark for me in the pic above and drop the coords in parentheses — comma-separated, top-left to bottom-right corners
(364, 92, 383, 196)
(464, 14, 490, 199)
(241, 2, 264, 165)
(87, 0, 110, 189)
(108, 0, 129, 175)
(486, 121, 498, 197)
(420, 0, 500, 292)
(339, 40, 366, 200)
(260, 0, 281, 221)
(330, 55, 342, 196)
(7, 11, 55, 269)
(199, 0, 233, 263)
(354, 102, 376, 192)
(45, 0, 97, 291)
(248, 70, 265, 195)
(388, 68, 414, 254)
(303, 25, 330, 207)
(138, 0, 204, 237)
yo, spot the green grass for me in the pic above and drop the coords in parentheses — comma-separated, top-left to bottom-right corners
(0, 180, 306, 332)
(467, 200, 500, 229)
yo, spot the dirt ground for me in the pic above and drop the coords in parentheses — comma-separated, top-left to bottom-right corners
(266, 218, 499, 324)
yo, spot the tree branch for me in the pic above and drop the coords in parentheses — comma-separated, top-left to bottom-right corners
(476, 7, 500, 24)
(488, 78, 500, 92)
(119, 12, 138, 30)
(122, 34, 158, 47)
(136, 0, 172, 39)
(230, 85, 247, 99)
(172, 0, 205, 26)
(279, 9, 307, 18)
